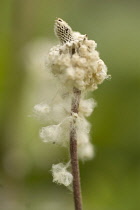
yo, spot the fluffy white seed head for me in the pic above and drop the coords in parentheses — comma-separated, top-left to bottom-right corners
(78, 142, 95, 161)
(76, 117, 92, 147)
(39, 117, 71, 146)
(47, 18, 109, 91)
(39, 125, 62, 144)
(79, 98, 97, 117)
(77, 132, 89, 146)
(77, 117, 91, 135)
(52, 163, 73, 187)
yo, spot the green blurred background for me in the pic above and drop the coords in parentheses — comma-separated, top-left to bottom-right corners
(0, 0, 140, 209)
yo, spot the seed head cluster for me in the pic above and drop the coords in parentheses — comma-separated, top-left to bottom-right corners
(33, 18, 110, 189)
(48, 18, 109, 91)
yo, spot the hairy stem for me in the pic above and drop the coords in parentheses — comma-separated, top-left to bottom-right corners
(70, 87, 82, 210)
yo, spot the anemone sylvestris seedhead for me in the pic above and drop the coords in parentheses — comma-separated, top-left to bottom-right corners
(49, 18, 109, 92)
(34, 19, 110, 205)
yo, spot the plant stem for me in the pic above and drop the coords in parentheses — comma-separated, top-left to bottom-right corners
(70, 87, 82, 210)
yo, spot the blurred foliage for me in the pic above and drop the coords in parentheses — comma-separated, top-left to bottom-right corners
(0, 0, 140, 209)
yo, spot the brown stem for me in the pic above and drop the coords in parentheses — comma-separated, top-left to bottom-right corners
(70, 87, 82, 210)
